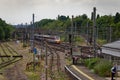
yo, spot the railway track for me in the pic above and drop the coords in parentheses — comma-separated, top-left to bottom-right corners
(34, 40, 103, 80)
(43, 41, 62, 80)
(0, 42, 23, 69)
(34, 41, 70, 80)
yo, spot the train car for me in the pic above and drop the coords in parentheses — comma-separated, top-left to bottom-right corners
(34, 34, 61, 44)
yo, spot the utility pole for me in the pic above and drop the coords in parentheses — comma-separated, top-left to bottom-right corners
(87, 21, 89, 45)
(30, 22, 32, 52)
(69, 15, 74, 64)
(25, 23, 27, 44)
(45, 41, 48, 80)
(21, 23, 23, 43)
(70, 15, 74, 55)
(32, 13, 35, 71)
(93, 7, 97, 57)
(109, 26, 112, 42)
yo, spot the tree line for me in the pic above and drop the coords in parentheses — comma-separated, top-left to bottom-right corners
(0, 18, 14, 41)
(35, 12, 120, 42)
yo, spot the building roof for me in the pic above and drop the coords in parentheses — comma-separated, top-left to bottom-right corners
(102, 40, 120, 49)
(102, 40, 120, 57)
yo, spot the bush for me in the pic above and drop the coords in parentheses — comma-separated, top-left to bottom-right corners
(23, 43, 27, 47)
(97, 39, 107, 46)
(75, 36, 84, 42)
(60, 35, 66, 42)
(94, 59, 112, 77)
(84, 58, 100, 69)
(84, 58, 90, 67)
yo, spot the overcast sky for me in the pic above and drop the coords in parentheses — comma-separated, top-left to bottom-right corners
(0, 0, 120, 25)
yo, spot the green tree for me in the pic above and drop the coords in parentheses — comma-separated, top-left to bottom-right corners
(58, 15, 69, 21)
(97, 14, 100, 19)
(0, 18, 14, 41)
(114, 22, 120, 38)
(0, 18, 7, 26)
(34, 13, 120, 42)
(114, 12, 120, 23)
(96, 15, 114, 40)
(35, 19, 55, 28)
(0, 27, 5, 40)
(4, 25, 14, 40)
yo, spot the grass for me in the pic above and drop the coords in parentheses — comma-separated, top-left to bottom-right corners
(0, 42, 22, 75)
(65, 57, 72, 65)
(0, 45, 5, 55)
(0, 42, 19, 63)
(25, 71, 40, 80)
(25, 62, 43, 80)
(0, 75, 6, 80)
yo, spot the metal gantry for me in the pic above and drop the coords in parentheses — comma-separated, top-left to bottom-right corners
(93, 7, 97, 57)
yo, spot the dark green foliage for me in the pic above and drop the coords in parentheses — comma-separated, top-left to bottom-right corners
(35, 19, 55, 28)
(94, 59, 112, 77)
(58, 15, 69, 21)
(81, 14, 88, 20)
(97, 39, 107, 46)
(85, 58, 112, 77)
(4, 26, 14, 40)
(0, 26, 5, 40)
(96, 15, 114, 27)
(0, 18, 14, 41)
(84, 58, 100, 69)
(97, 14, 100, 19)
(114, 12, 120, 23)
(115, 22, 120, 37)
(0, 18, 6, 26)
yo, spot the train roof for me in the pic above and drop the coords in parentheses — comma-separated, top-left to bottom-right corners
(34, 34, 60, 38)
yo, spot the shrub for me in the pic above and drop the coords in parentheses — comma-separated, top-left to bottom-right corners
(23, 43, 27, 47)
(84, 58, 100, 69)
(94, 59, 112, 77)
(75, 36, 84, 42)
(84, 58, 90, 66)
(97, 39, 107, 46)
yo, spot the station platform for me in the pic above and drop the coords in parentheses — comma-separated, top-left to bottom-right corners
(69, 65, 120, 80)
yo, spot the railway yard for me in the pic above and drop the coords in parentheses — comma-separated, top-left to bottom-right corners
(1, 0, 120, 79)
(0, 41, 72, 80)
(0, 7, 120, 80)
(0, 39, 119, 80)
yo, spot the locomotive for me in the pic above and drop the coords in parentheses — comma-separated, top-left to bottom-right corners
(34, 34, 61, 44)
